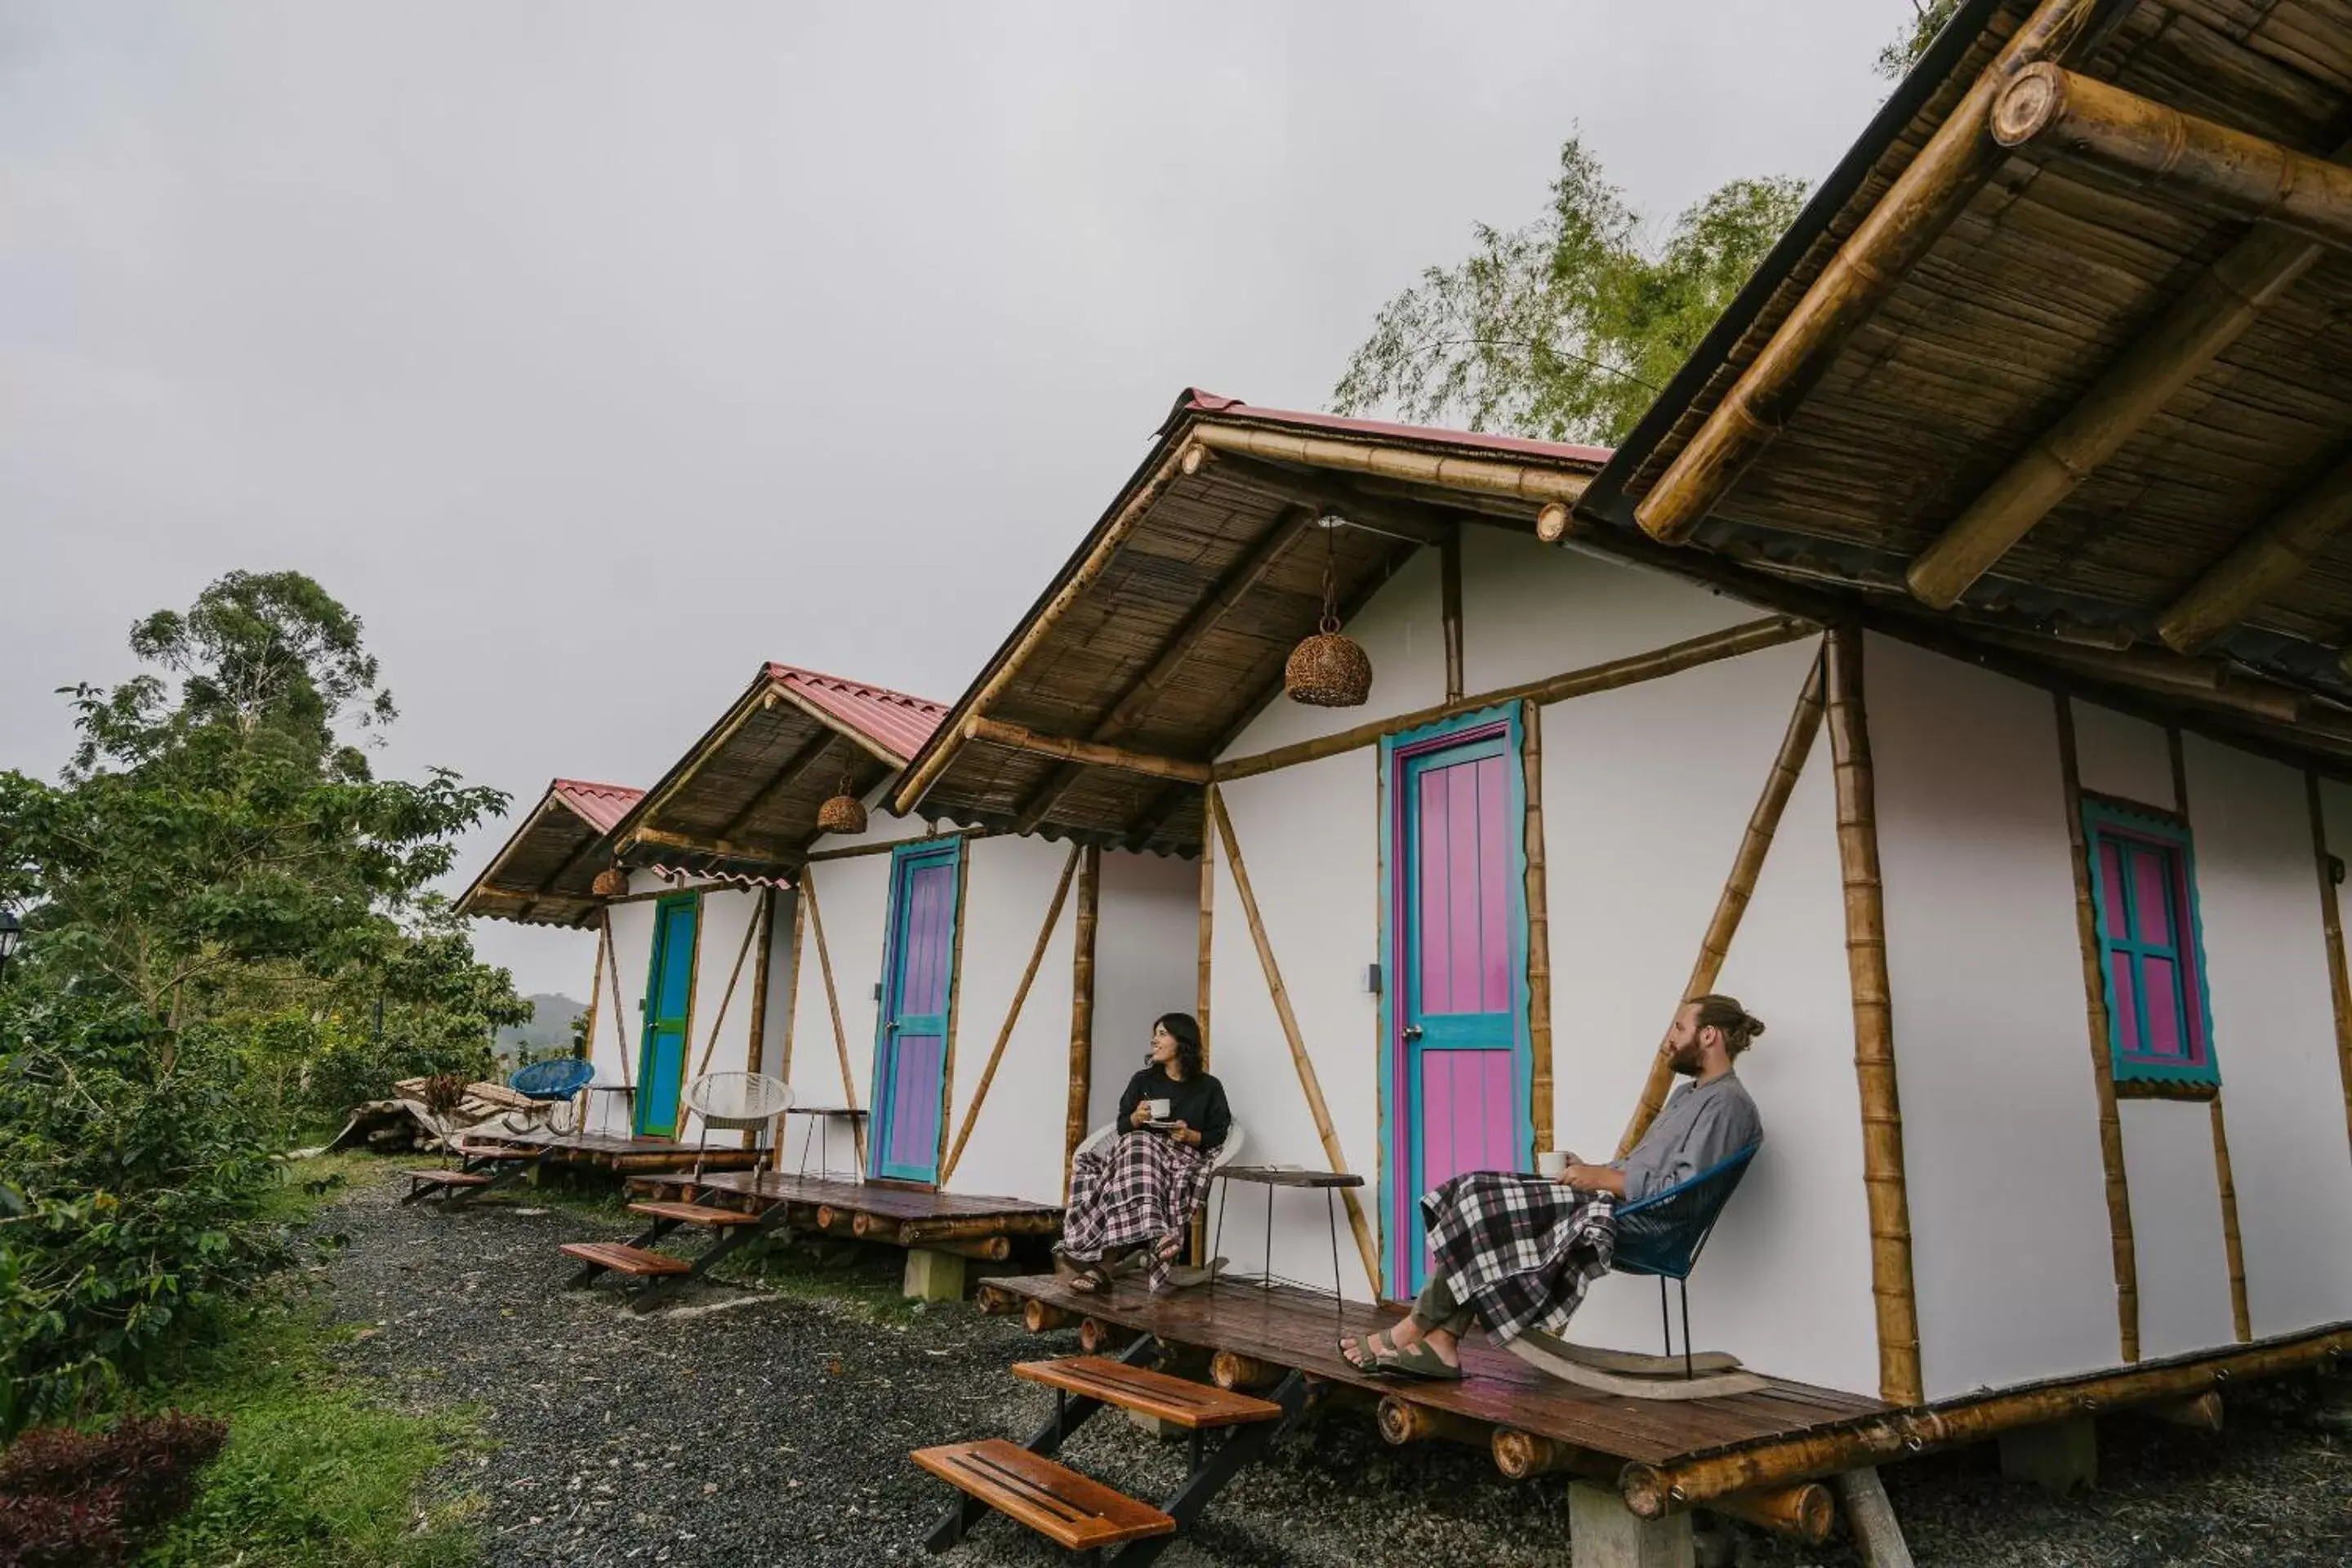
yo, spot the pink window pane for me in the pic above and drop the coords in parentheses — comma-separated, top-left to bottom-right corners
(1418, 768, 1450, 1014)
(1477, 756, 1510, 1013)
(2096, 840, 2127, 924)
(2137, 956, 2185, 1059)
(2128, 847, 2172, 946)
(1445, 763, 1482, 1016)
(2107, 950, 2140, 1056)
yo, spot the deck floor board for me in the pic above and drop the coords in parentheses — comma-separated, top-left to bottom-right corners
(688, 1169, 1061, 1224)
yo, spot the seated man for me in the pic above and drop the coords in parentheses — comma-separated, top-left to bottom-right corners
(1342, 993, 1765, 1380)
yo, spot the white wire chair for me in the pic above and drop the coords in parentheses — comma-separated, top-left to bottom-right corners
(684, 1071, 792, 1181)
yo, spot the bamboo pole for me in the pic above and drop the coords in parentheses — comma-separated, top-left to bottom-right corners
(1635, 0, 2106, 544)
(1023, 1298, 1077, 1334)
(941, 845, 1080, 1184)
(901, 1213, 1061, 1245)
(691, 892, 765, 1078)
(1709, 1485, 1836, 1546)
(963, 715, 1211, 784)
(1618, 650, 1828, 1156)
(1824, 627, 1923, 1406)
(1376, 1396, 1488, 1449)
(1216, 615, 1817, 783)
(2170, 728, 2251, 1343)
(603, 909, 633, 1094)
(2055, 696, 2141, 1362)
(799, 871, 866, 1169)
(1197, 800, 1215, 1069)
(1209, 1351, 1278, 1392)
(1440, 523, 1464, 703)
(934, 845, 972, 1183)
(1620, 1322, 2352, 1517)
(1207, 788, 1383, 1294)
(1063, 845, 1102, 1201)
(1521, 700, 1554, 1157)
(894, 439, 1202, 816)
(2160, 448, 2352, 654)
(2305, 773, 2352, 1160)
(1491, 1428, 1613, 1482)
(742, 888, 777, 1150)
(1910, 224, 2332, 610)
(1187, 420, 1589, 509)
(1992, 65, 2352, 252)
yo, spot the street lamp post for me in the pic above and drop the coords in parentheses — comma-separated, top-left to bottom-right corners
(0, 907, 20, 984)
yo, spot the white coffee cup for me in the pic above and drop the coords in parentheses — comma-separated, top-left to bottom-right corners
(1146, 1098, 1172, 1121)
(1537, 1151, 1568, 1179)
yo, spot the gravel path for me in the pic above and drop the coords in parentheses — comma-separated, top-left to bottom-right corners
(308, 1175, 2349, 1567)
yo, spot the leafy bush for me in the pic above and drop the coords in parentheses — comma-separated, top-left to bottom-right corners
(0, 1410, 228, 1567)
(0, 994, 287, 1436)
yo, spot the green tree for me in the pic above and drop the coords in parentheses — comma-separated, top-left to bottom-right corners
(1878, 1, 1963, 80)
(1331, 136, 1806, 445)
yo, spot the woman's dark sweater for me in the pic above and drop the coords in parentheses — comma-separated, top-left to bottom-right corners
(1116, 1066, 1232, 1154)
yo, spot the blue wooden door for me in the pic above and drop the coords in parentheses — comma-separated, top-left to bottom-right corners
(635, 893, 700, 1138)
(871, 840, 963, 1183)
(1387, 716, 1529, 1297)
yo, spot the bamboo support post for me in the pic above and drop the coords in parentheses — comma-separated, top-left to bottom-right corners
(2307, 773, 2352, 1159)
(1635, 0, 2107, 543)
(1824, 628, 1922, 1405)
(1197, 808, 1215, 1068)
(1620, 1325, 2352, 1517)
(1440, 523, 1464, 702)
(1079, 1317, 1138, 1355)
(1375, 1396, 1489, 1450)
(1216, 615, 1818, 783)
(2056, 696, 2141, 1361)
(1207, 788, 1383, 1294)
(1209, 1350, 1279, 1392)
(692, 892, 765, 1079)
(963, 715, 1211, 785)
(1490, 1428, 1614, 1482)
(603, 910, 633, 1094)
(1521, 701, 1554, 1156)
(2171, 728, 2252, 1343)
(799, 871, 866, 1169)
(1993, 65, 2352, 252)
(1620, 649, 1827, 1156)
(1023, 1298, 1078, 1334)
(942, 846, 1080, 1184)
(895, 439, 1203, 816)
(1187, 420, 1589, 510)
(1062, 846, 1101, 1200)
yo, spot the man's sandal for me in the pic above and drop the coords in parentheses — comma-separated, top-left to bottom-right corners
(1067, 1265, 1110, 1294)
(1374, 1340, 1464, 1382)
(1337, 1330, 1400, 1371)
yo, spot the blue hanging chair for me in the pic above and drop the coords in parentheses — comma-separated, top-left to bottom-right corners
(509, 1057, 597, 1134)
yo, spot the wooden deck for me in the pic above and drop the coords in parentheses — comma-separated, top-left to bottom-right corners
(681, 1169, 1061, 1248)
(478, 1129, 766, 1174)
(987, 1272, 1886, 1471)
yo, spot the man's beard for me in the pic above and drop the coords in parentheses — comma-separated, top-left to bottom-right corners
(1668, 1043, 1705, 1076)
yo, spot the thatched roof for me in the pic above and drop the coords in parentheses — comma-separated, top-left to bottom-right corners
(607, 664, 946, 879)
(1581, 0, 2352, 772)
(457, 778, 644, 928)
(892, 392, 1608, 856)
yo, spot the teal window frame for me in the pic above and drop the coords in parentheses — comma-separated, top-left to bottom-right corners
(2081, 795, 2221, 1090)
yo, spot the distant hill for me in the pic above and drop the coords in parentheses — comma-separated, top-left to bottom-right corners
(497, 992, 587, 1059)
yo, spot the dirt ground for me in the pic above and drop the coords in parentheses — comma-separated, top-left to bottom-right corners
(310, 1174, 2350, 1566)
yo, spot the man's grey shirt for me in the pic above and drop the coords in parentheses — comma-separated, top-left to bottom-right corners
(1615, 1071, 1762, 1202)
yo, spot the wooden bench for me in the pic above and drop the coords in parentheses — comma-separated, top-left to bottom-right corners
(1013, 1357, 1283, 1431)
(402, 1169, 492, 1203)
(911, 1440, 1174, 1552)
(559, 1241, 692, 1277)
(625, 1200, 764, 1228)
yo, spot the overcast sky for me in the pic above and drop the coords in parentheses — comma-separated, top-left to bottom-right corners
(2, 2, 1905, 998)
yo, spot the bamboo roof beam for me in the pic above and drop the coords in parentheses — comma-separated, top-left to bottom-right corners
(2158, 449, 2352, 656)
(715, 724, 843, 843)
(1011, 505, 1317, 835)
(1188, 421, 1589, 510)
(1634, 0, 2107, 545)
(619, 824, 782, 864)
(963, 716, 1211, 785)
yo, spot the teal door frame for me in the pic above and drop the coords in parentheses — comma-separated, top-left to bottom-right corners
(635, 892, 702, 1138)
(868, 837, 965, 1183)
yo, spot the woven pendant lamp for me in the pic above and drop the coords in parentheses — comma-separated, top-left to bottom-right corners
(1284, 523, 1371, 708)
(816, 774, 867, 835)
(590, 865, 628, 898)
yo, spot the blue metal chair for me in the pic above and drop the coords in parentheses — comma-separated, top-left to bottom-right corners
(1609, 1142, 1761, 1380)
(510, 1056, 597, 1134)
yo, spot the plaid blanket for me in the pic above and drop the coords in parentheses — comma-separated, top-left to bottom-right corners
(1420, 1171, 1618, 1345)
(1061, 1131, 1214, 1293)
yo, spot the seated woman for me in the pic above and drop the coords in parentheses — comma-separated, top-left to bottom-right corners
(1058, 1012, 1231, 1298)
(1342, 994, 1765, 1380)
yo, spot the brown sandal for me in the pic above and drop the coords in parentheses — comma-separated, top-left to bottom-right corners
(1067, 1265, 1109, 1294)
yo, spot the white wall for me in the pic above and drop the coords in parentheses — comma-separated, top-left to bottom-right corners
(2187, 739, 2352, 1338)
(1869, 635, 2123, 1397)
(1089, 851, 1205, 1143)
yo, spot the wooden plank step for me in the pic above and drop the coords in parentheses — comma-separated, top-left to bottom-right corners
(559, 1241, 693, 1276)
(405, 1169, 492, 1187)
(911, 1440, 1173, 1552)
(449, 1145, 539, 1161)
(1013, 1356, 1285, 1429)
(626, 1200, 764, 1227)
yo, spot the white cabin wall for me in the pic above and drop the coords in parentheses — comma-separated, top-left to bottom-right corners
(1458, 528, 1761, 696)
(1543, 635, 1876, 1394)
(675, 884, 764, 1141)
(2183, 738, 2352, 1337)
(582, 870, 769, 1138)
(1866, 635, 2122, 1396)
(2070, 699, 2176, 809)
(782, 850, 894, 1173)
(1089, 852, 1204, 1143)
(1222, 548, 1446, 756)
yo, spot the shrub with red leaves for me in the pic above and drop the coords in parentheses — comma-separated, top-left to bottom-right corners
(0, 1412, 228, 1568)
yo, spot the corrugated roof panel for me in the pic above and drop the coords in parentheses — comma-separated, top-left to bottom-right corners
(764, 666, 946, 764)
(550, 778, 644, 835)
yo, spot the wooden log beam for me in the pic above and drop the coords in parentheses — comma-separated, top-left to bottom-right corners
(899, 1213, 1061, 1245)
(2144, 1390, 2225, 1432)
(942, 845, 1080, 1185)
(1078, 1316, 1138, 1355)
(1204, 451, 1462, 546)
(1375, 1396, 1489, 1449)
(1825, 627, 1923, 1406)
(1013, 505, 1317, 835)
(1215, 615, 1819, 783)
(2159, 448, 2352, 654)
(894, 439, 1202, 817)
(1619, 648, 1827, 1156)
(619, 824, 785, 865)
(1062, 846, 1101, 1201)
(1710, 1483, 1837, 1546)
(1993, 65, 2352, 252)
(1490, 1428, 1614, 1482)
(1908, 220, 2333, 610)
(1209, 1351, 1277, 1392)
(1636, 0, 2108, 543)
(1188, 420, 1590, 510)
(1023, 1298, 1077, 1334)
(963, 716, 1211, 785)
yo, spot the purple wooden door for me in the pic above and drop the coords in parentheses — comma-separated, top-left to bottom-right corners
(873, 840, 962, 1183)
(1392, 724, 1524, 1295)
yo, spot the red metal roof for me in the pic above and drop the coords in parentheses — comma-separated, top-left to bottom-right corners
(1168, 389, 1615, 468)
(764, 665, 946, 764)
(550, 778, 644, 836)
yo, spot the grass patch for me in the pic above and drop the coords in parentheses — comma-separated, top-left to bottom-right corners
(131, 1162, 487, 1568)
